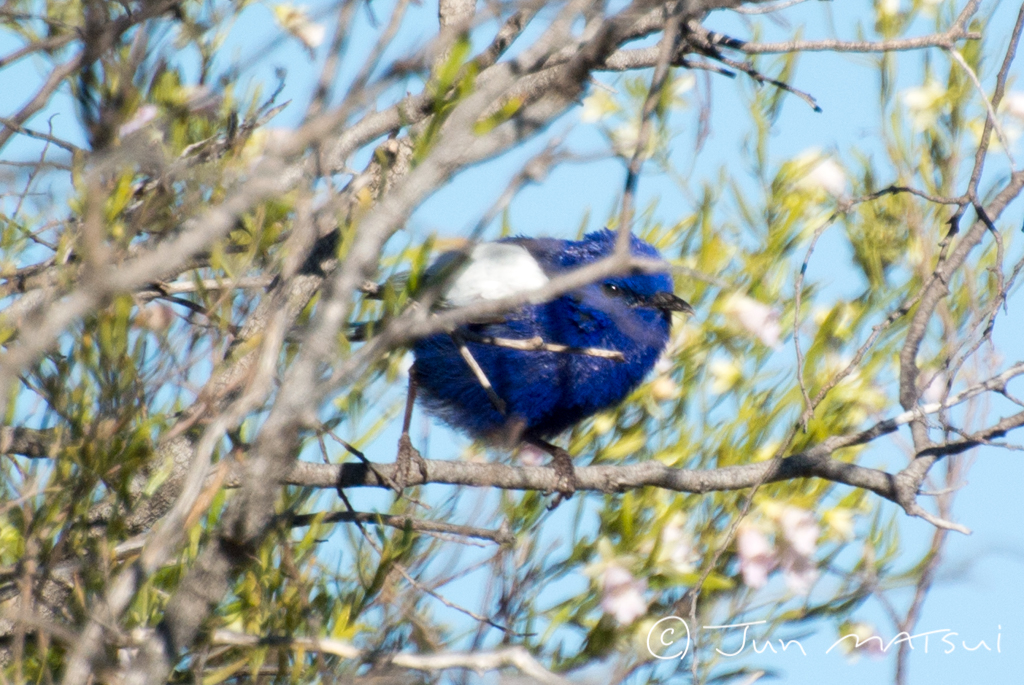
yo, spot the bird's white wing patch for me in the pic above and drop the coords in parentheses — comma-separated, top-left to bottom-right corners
(444, 243, 549, 307)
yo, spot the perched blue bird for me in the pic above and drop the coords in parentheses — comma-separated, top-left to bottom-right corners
(409, 229, 692, 495)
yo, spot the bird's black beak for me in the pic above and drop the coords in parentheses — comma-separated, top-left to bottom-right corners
(647, 291, 695, 316)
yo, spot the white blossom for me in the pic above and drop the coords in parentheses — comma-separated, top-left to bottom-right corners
(599, 565, 648, 624)
(839, 623, 886, 660)
(903, 82, 947, 131)
(581, 90, 618, 123)
(798, 156, 847, 198)
(654, 354, 673, 375)
(273, 4, 326, 51)
(921, 370, 949, 405)
(397, 351, 414, 380)
(709, 358, 742, 394)
(724, 293, 782, 348)
(610, 121, 657, 159)
(1003, 91, 1024, 121)
(658, 514, 698, 574)
(649, 375, 678, 401)
(592, 414, 615, 435)
(878, 0, 901, 17)
(672, 73, 696, 99)
(824, 509, 855, 541)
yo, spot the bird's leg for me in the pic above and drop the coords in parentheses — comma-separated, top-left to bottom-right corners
(495, 415, 527, 450)
(395, 376, 427, 490)
(526, 435, 577, 508)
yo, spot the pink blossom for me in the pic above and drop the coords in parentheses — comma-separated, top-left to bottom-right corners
(600, 565, 648, 625)
(777, 507, 819, 595)
(779, 507, 819, 557)
(780, 548, 819, 595)
(119, 105, 158, 137)
(184, 86, 222, 115)
(137, 303, 173, 332)
(517, 444, 545, 467)
(737, 526, 776, 589)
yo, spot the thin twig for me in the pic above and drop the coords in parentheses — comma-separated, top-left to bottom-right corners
(716, 30, 978, 55)
(287, 510, 514, 545)
(208, 631, 570, 685)
(451, 330, 507, 415)
(618, 8, 682, 254)
(849, 184, 963, 206)
(338, 490, 515, 634)
(709, 50, 821, 112)
(947, 48, 1016, 169)
(459, 330, 624, 361)
(794, 213, 839, 429)
(0, 116, 80, 153)
(734, 0, 811, 14)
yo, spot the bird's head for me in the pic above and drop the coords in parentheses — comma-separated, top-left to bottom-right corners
(561, 229, 694, 326)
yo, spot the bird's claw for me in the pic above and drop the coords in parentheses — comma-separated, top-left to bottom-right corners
(547, 448, 577, 510)
(395, 433, 427, 490)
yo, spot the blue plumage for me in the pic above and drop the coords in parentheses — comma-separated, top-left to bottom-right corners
(411, 229, 691, 442)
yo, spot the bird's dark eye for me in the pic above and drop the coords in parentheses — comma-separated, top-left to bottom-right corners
(602, 282, 640, 305)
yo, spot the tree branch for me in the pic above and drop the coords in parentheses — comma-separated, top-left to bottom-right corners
(207, 630, 571, 685)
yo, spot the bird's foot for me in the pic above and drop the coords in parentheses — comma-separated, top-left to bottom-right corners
(547, 446, 577, 510)
(496, 416, 527, 450)
(394, 432, 428, 490)
(523, 435, 578, 509)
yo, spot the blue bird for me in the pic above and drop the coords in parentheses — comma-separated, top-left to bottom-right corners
(409, 229, 692, 496)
